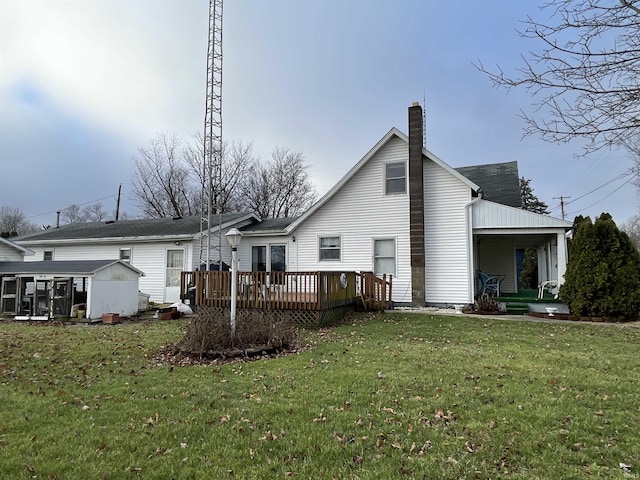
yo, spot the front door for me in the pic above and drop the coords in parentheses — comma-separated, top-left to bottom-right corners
(165, 249, 185, 303)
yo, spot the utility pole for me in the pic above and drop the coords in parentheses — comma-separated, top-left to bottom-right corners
(553, 196, 571, 220)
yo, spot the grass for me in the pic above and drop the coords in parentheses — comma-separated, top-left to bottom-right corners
(1, 314, 639, 479)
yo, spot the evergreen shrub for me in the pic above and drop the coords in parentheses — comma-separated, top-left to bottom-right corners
(559, 214, 640, 320)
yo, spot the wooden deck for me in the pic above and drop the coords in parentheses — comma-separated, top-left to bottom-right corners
(180, 271, 392, 313)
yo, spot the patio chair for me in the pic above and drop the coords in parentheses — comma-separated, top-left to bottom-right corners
(537, 280, 559, 299)
(478, 271, 501, 296)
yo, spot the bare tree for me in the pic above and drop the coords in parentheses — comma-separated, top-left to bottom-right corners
(238, 147, 317, 219)
(131, 132, 199, 218)
(183, 134, 255, 214)
(0, 206, 38, 237)
(59, 203, 108, 224)
(621, 213, 640, 250)
(475, 0, 640, 155)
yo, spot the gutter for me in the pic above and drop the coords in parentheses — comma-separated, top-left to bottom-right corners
(465, 196, 482, 302)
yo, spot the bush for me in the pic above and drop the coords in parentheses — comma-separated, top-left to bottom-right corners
(560, 214, 640, 320)
(475, 294, 500, 312)
(519, 248, 538, 289)
(178, 306, 298, 355)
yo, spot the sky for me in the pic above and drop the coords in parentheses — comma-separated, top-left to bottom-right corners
(1, 0, 638, 228)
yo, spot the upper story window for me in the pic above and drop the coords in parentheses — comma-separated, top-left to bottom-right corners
(43, 250, 53, 261)
(385, 162, 406, 195)
(319, 236, 341, 261)
(119, 248, 131, 263)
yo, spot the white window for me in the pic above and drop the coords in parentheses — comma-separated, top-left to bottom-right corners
(319, 236, 341, 261)
(165, 249, 184, 287)
(43, 250, 53, 261)
(374, 238, 395, 276)
(385, 162, 406, 195)
(119, 248, 131, 263)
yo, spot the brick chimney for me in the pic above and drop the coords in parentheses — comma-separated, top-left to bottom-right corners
(408, 102, 425, 306)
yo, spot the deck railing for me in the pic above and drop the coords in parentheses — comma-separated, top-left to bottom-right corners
(180, 271, 392, 311)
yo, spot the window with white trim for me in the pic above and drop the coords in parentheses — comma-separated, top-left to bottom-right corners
(385, 162, 406, 194)
(374, 238, 395, 276)
(43, 250, 53, 261)
(119, 248, 131, 263)
(319, 236, 341, 261)
(251, 244, 286, 271)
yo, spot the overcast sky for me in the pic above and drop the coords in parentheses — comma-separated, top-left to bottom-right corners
(1, 0, 638, 228)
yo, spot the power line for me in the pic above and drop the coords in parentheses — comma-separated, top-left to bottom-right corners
(26, 194, 117, 219)
(566, 173, 639, 217)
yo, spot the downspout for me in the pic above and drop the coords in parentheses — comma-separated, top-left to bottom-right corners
(464, 196, 481, 303)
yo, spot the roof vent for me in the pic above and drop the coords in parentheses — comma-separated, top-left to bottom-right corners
(105, 220, 115, 224)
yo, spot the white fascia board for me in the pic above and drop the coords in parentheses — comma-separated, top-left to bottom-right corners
(474, 227, 568, 235)
(92, 260, 146, 277)
(0, 236, 35, 255)
(286, 128, 405, 233)
(391, 129, 481, 192)
(192, 213, 261, 241)
(16, 234, 196, 246)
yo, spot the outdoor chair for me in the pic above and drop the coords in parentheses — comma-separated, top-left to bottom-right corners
(478, 271, 501, 296)
(537, 280, 559, 299)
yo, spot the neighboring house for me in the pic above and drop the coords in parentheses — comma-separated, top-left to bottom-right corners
(0, 236, 34, 261)
(14, 213, 258, 304)
(13, 103, 572, 307)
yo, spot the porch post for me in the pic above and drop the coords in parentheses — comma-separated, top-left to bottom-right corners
(556, 231, 568, 286)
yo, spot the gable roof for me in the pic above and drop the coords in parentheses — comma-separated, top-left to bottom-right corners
(455, 161, 521, 208)
(13, 213, 257, 243)
(0, 259, 144, 276)
(240, 217, 298, 235)
(0, 236, 34, 255)
(286, 127, 480, 232)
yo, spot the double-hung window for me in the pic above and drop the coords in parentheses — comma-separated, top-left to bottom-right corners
(43, 250, 53, 261)
(385, 162, 406, 195)
(319, 236, 341, 261)
(374, 238, 395, 276)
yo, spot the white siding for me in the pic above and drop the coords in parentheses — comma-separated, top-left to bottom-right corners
(23, 241, 195, 303)
(473, 200, 571, 228)
(0, 244, 23, 261)
(87, 263, 140, 319)
(477, 238, 516, 294)
(424, 159, 473, 304)
(289, 136, 412, 303)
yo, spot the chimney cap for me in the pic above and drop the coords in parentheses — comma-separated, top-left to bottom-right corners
(411, 101, 420, 107)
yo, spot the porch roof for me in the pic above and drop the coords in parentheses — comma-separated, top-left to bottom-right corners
(472, 199, 572, 230)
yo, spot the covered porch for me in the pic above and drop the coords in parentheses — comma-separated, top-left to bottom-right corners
(470, 200, 572, 298)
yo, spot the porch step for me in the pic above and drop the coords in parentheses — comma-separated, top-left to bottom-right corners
(505, 303, 529, 315)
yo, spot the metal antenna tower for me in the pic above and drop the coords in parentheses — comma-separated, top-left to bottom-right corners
(200, 0, 223, 270)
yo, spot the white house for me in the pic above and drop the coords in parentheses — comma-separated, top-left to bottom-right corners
(233, 103, 571, 306)
(13, 103, 572, 307)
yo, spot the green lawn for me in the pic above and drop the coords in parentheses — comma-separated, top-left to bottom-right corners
(1, 314, 638, 479)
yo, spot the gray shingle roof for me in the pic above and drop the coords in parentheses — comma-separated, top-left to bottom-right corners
(240, 217, 298, 233)
(0, 260, 141, 276)
(455, 161, 521, 208)
(13, 213, 252, 242)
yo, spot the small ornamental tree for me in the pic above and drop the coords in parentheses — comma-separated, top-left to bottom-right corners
(519, 249, 538, 289)
(560, 214, 640, 320)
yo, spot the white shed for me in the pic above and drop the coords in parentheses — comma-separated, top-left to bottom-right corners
(0, 260, 144, 320)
